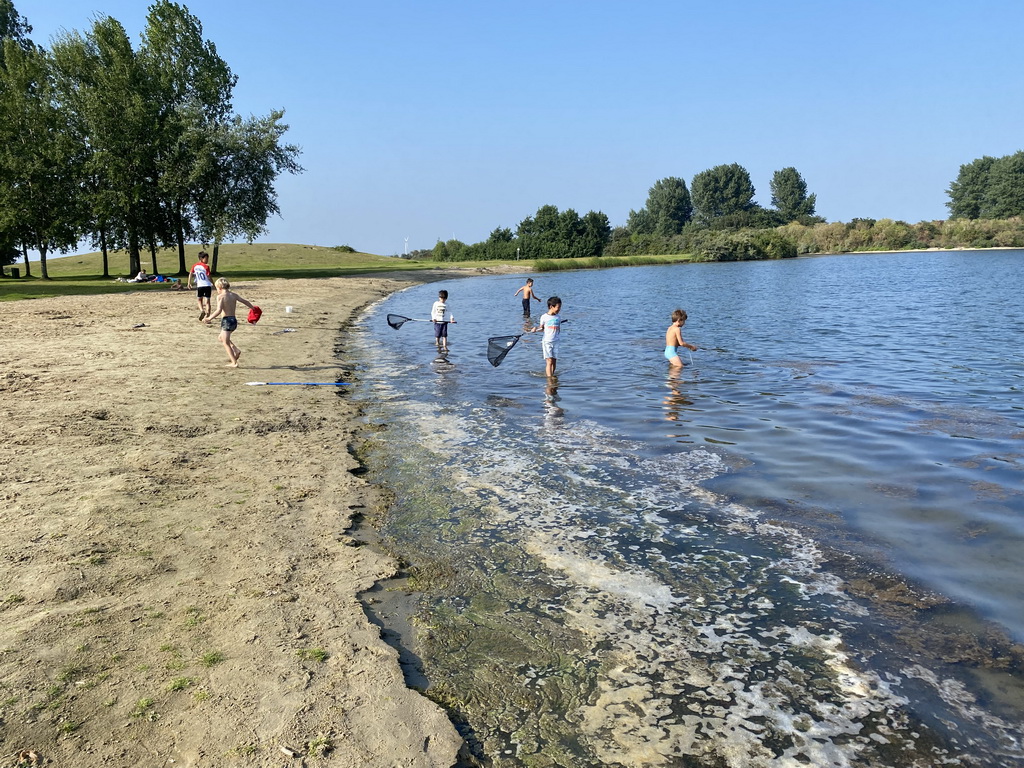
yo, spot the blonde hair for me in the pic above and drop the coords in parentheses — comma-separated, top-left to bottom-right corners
(215, 277, 230, 289)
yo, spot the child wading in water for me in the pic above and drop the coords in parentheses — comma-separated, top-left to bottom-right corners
(532, 296, 563, 377)
(205, 278, 254, 367)
(514, 278, 541, 315)
(431, 290, 455, 351)
(665, 308, 698, 368)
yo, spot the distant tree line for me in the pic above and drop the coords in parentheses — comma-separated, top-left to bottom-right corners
(433, 164, 819, 263)
(431, 205, 612, 262)
(0, 0, 302, 278)
(779, 217, 1024, 254)
(437, 151, 1024, 264)
(613, 165, 818, 261)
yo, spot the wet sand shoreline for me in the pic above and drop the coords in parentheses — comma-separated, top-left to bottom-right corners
(0, 270, 524, 767)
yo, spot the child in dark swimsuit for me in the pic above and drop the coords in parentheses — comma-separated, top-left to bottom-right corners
(205, 278, 255, 367)
(514, 278, 541, 315)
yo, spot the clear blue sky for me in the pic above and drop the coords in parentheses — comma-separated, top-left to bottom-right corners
(18, 0, 1024, 255)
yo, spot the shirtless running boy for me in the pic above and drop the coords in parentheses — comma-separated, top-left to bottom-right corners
(204, 277, 254, 367)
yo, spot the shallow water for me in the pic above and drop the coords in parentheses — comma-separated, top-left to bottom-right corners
(350, 250, 1024, 767)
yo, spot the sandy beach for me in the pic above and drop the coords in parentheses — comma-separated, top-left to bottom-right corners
(0, 274, 484, 767)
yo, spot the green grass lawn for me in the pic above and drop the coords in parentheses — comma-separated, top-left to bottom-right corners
(0, 243, 452, 302)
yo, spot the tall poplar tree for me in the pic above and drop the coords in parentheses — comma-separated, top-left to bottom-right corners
(0, 0, 33, 270)
(691, 164, 756, 225)
(53, 17, 162, 276)
(0, 40, 84, 278)
(628, 177, 692, 235)
(141, 0, 236, 274)
(51, 31, 111, 276)
(196, 109, 302, 271)
(770, 167, 817, 222)
(946, 156, 995, 219)
(0, 0, 31, 64)
(983, 152, 1024, 219)
(946, 152, 1024, 219)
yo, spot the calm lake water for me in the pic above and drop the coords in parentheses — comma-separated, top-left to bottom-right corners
(349, 250, 1024, 768)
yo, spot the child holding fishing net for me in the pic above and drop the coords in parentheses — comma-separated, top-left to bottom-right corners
(431, 290, 456, 351)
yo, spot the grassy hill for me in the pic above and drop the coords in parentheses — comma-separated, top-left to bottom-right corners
(0, 243, 441, 302)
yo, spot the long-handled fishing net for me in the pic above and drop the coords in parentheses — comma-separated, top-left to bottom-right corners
(245, 381, 351, 386)
(487, 334, 523, 367)
(387, 313, 430, 330)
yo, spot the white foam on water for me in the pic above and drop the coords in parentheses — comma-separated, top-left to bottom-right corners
(397, 401, 475, 446)
(525, 536, 682, 615)
(412, 412, 977, 765)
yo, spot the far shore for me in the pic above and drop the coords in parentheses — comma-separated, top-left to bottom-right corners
(805, 244, 1023, 257)
(0, 270, 511, 766)
(2, 242, 1020, 302)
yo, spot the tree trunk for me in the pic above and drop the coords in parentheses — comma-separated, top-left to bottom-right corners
(39, 244, 49, 280)
(21, 244, 31, 278)
(212, 242, 220, 275)
(100, 228, 110, 279)
(176, 217, 187, 276)
(150, 243, 159, 275)
(128, 229, 141, 276)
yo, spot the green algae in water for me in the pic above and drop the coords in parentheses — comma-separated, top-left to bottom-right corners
(359, 438, 604, 764)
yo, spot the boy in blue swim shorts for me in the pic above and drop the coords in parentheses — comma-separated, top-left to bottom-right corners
(665, 308, 697, 368)
(205, 277, 255, 367)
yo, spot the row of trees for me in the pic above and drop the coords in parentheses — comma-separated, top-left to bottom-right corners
(946, 152, 1024, 220)
(431, 164, 817, 263)
(0, 0, 302, 278)
(627, 165, 818, 236)
(432, 147, 1024, 264)
(432, 205, 612, 262)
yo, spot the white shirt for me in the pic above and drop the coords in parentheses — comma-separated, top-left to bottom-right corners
(191, 262, 213, 288)
(538, 312, 561, 341)
(431, 299, 452, 323)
